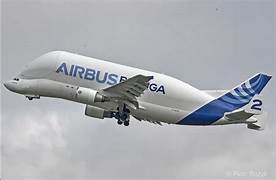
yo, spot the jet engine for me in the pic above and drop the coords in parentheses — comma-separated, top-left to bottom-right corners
(85, 105, 112, 119)
(75, 87, 106, 104)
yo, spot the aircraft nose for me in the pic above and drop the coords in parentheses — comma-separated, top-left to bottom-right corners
(3, 80, 17, 92)
(3, 81, 10, 88)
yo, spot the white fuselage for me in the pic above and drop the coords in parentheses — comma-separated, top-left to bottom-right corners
(4, 51, 217, 125)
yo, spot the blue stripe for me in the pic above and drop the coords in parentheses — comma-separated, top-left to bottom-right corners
(221, 94, 247, 104)
(233, 88, 251, 100)
(241, 83, 255, 97)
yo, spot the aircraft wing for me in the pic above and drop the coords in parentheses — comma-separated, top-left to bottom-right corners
(102, 75, 153, 108)
(132, 115, 163, 125)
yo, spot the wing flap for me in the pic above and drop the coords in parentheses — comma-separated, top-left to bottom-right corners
(103, 75, 153, 100)
(125, 85, 144, 94)
(120, 91, 136, 100)
(124, 87, 142, 97)
(133, 82, 147, 90)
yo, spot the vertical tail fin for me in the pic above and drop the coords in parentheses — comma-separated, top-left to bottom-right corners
(219, 73, 272, 109)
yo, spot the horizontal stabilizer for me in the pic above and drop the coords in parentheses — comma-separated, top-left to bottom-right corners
(247, 123, 263, 130)
(247, 112, 267, 131)
(225, 109, 254, 121)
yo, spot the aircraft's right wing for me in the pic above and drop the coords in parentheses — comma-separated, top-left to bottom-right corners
(101, 74, 153, 108)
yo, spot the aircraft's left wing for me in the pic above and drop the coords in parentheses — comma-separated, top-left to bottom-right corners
(101, 75, 153, 108)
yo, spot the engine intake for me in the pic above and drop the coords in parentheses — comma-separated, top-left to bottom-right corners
(75, 87, 105, 104)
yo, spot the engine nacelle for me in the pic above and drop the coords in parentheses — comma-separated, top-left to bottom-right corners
(75, 87, 105, 104)
(85, 105, 112, 119)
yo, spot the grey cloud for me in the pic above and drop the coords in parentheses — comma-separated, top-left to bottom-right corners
(2, 107, 275, 180)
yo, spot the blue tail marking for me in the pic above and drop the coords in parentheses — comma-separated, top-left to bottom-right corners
(177, 73, 272, 125)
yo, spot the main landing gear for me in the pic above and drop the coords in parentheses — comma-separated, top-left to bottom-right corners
(112, 104, 130, 126)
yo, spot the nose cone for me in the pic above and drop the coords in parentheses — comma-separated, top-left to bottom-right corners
(3, 81, 8, 88)
(3, 80, 17, 92)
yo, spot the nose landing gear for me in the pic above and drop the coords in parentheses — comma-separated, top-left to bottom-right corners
(26, 95, 40, 101)
(113, 104, 131, 126)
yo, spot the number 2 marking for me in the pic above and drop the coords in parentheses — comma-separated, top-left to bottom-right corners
(251, 99, 262, 111)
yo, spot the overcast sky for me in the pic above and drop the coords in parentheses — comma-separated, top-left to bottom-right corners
(1, 0, 275, 180)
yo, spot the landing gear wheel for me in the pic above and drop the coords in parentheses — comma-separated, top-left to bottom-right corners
(124, 121, 129, 126)
(115, 104, 131, 126)
(115, 113, 120, 120)
(121, 113, 128, 121)
(27, 97, 33, 101)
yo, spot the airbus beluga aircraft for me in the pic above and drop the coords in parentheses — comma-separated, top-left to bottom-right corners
(4, 51, 272, 130)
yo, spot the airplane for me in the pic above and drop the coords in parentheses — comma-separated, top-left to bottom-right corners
(3, 51, 272, 130)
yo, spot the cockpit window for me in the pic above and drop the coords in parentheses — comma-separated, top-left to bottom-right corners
(13, 78, 20, 81)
